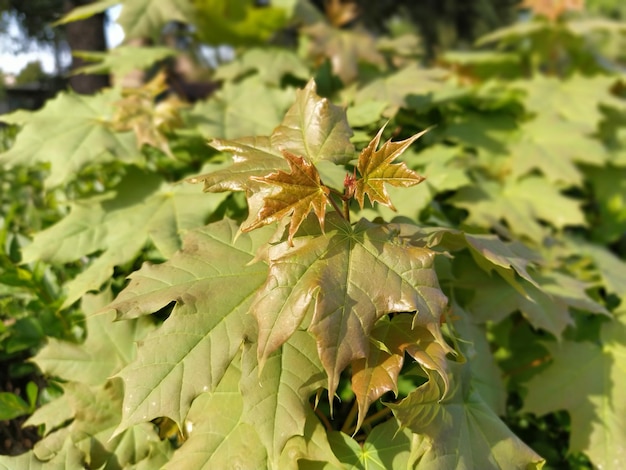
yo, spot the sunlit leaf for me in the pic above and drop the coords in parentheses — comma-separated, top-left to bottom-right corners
(252, 214, 448, 398)
(22, 167, 227, 308)
(163, 361, 268, 470)
(272, 79, 354, 164)
(355, 124, 427, 210)
(242, 152, 331, 244)
(106, 220, 271, 432)
(351, 315, 452, 431)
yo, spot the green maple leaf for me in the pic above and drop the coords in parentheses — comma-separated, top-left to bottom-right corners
(105, 220, 270, 433)
(0, 90, 140, 188)
(355, 65, 452, 114)
(118, 0, 194, 40)
(55, 0, 118, 24)
(241, 331, 326, 468)
(388, 362, 545, 469)
(514, 75, 621, 133)
(351, 315, 452, 431)
(584, 165, 626, 244)
(189, 77, 293, 140)
(355, 124, 427, 210)
(190, 136, 288, 192)
(72, 45, 176, 77)
(0, 440, 85, 470)
(193, 0, 289, 47)
(523, 311, 626, 470)
(163, 361, 268, 470)
(242, 152, 331, 245)
(453, 252, 606, 336)
(22, 167, 227, 308)
(326, 419, 414, 469)
(510, 116, 607, 186)
(28, 381, 170, 469)
(25, 292, 170, 468)
(272, 79, 354, 165)
(252, 214, 448, 398)
(450, 176, 585, 242)
(214, 47, 310, 86)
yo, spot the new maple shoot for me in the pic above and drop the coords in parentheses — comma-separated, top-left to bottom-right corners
(197, 80, 427, 245)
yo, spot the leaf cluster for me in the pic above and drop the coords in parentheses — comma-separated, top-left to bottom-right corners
(1, 1, 626, 469)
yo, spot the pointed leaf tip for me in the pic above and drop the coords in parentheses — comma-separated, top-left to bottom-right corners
(355, 125, 428, 209)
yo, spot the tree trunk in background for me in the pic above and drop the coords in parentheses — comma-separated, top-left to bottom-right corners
(64, 0, 109, 93)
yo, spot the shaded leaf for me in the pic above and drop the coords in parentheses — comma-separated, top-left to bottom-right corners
(355, 125, 427, 210)
(450, 176, 586, 242)
(523, 311, 626, 470)
(388, 362, 545, 469)
(242, 152, 331, 244)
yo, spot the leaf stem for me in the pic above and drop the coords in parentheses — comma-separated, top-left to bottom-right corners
(342, 199, 350, 222)
(312, 404, 334, 432)
(340, 399, 359, 435)
(328, 193, 347, 221)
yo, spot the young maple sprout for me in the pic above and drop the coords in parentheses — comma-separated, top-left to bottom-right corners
(192, 80, 430, 246)
(240, 123, 429, 245)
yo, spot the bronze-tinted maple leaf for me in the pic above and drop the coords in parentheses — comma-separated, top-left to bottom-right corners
(355, 125, 428, 210)
(241, 151, 331, 245)
(109, 71, 185, 157)
(351, 315, 451, 432)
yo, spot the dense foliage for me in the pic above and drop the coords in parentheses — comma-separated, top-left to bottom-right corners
(1, 0, 626, 468)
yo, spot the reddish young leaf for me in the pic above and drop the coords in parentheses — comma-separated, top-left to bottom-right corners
(355, 125, 428, 210)
(351, 315, 451, 432)
(241, 151, 331, 245)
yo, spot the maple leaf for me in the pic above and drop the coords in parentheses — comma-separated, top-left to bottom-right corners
(242, 151, 331, 245)
(0, 89, 140, 188)
(523, 311, 626, 470)
(104, 220, 271, 433)
(351, 315, 452, 432)
(355, 125, 428, 210)
(189, 136, 288, 192)
(21, 167, 227, 308)
(109, 71, 185, 157)
(387, 362, 545, 469)
(271, 79, 355, 165)
(252, 214, 448, 398)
